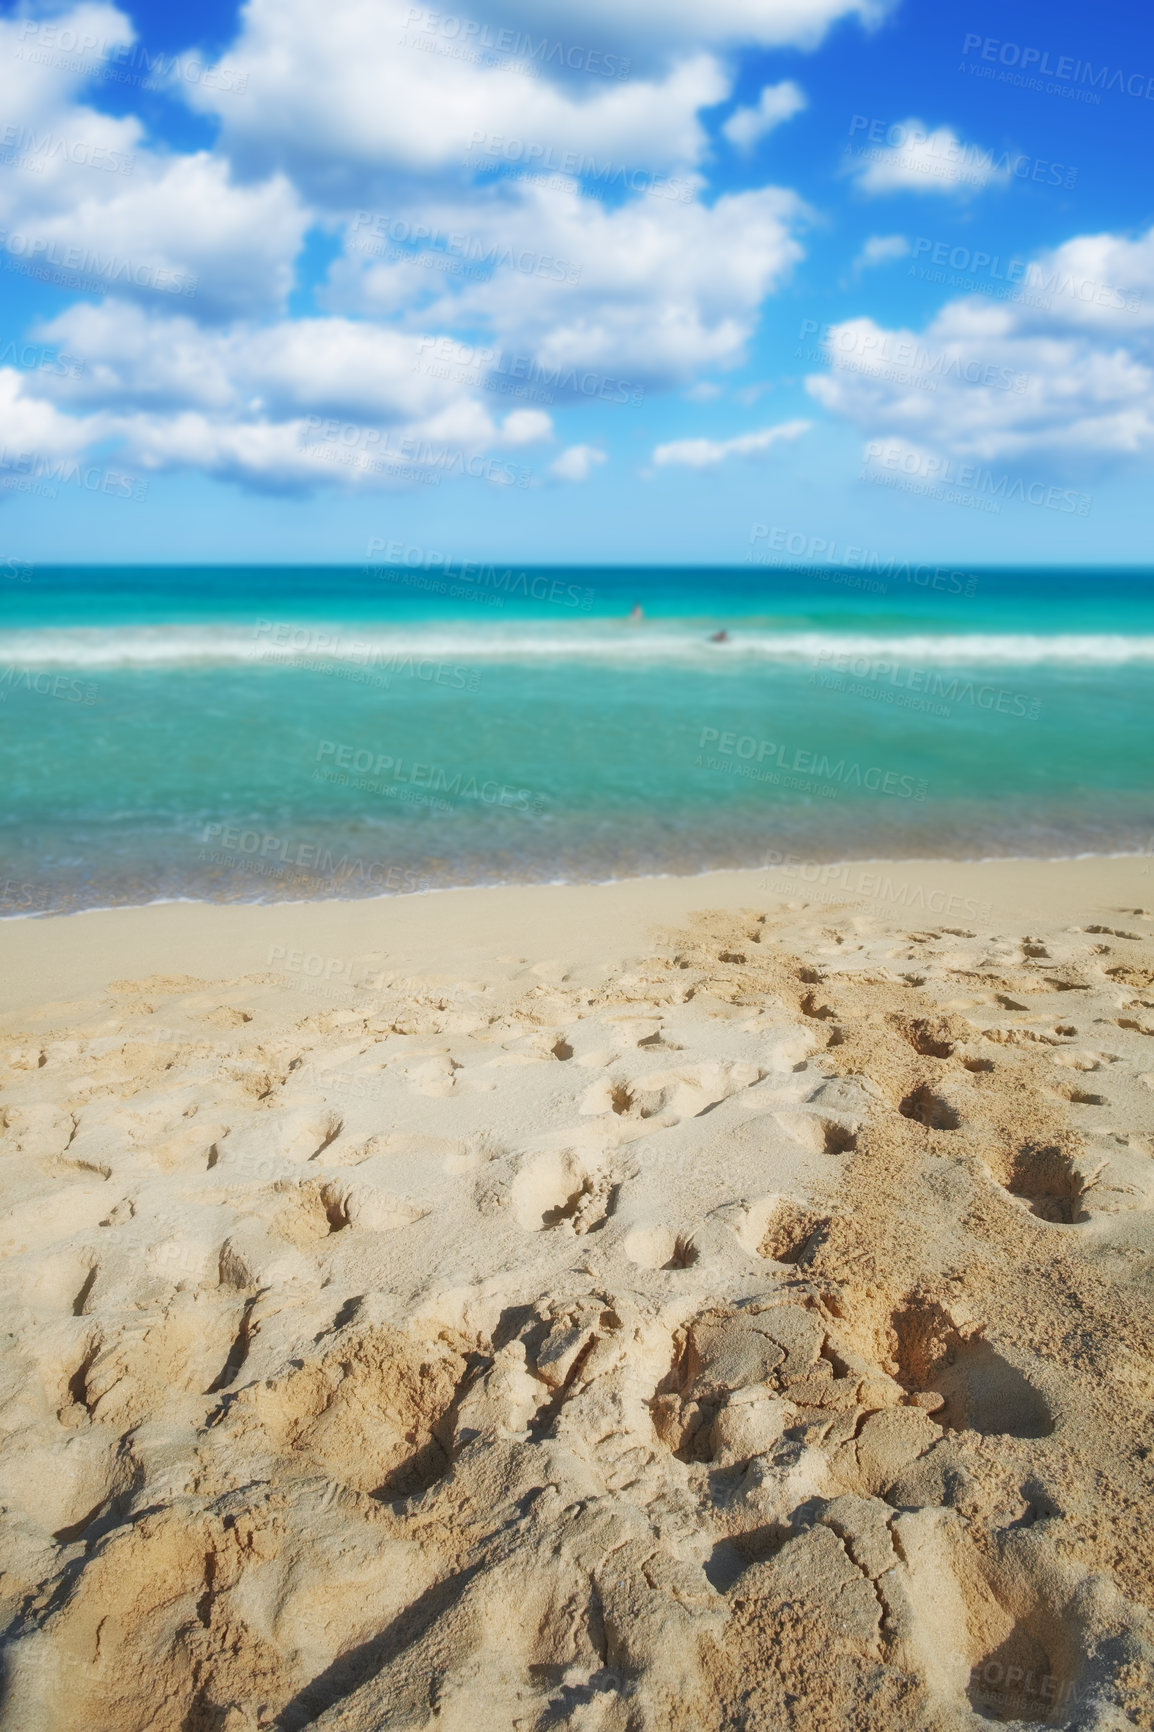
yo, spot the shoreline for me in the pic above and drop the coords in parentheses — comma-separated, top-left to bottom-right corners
(2, 852, 1150, 1016)
(3, 843, 1152, 924)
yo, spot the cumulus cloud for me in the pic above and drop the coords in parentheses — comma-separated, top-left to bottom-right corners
(1022, 229, 1154, 333)
(456, 0, 890, 53)
(184, 0, 729, 189)
(329, 180, 807, 386)
(33, 307, 472, 420)
(0, 7, 310, 318)
(0, 0, 867, 493)
(0, 368, 106, 455)
(18, 162, 807, 484)
(107, 399, 553, 492)
(806, 224, 1154, 464)
(722, 80, 806, 149)
(0, 3, 134, 123)
(3, 155, 307, 320)
(844, 118, 1009, 198)
(182, 0, 891, 195)
(17, 303, 557, 492)
(854, 234, 909, 270)
(652, 418, 810, 467)
(185, 0, 887, 184)
(550, 442, 607, 479)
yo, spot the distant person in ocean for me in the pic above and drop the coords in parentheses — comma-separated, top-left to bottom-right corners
(709, 629, 729, 643)
(628, 602, 644, 622)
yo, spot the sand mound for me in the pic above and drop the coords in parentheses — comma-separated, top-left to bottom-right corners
(2, 896, 1154, 1728)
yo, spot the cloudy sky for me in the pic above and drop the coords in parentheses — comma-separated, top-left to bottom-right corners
(1, 0, 1152, 563)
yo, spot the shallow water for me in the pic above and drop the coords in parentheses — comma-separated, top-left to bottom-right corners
(2, 564, 1152, 914)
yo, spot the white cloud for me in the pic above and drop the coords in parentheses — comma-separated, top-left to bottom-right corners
(17, 305, 557, 491)
(1022, 229, 1154, 333)
(854, 233, 909, 269)
(329, 180, 807, 386)
(550, 442, 607, 479)
(0, 4, 134, 125)
(845, 118, 1008, 198)
(33, 307, 472, 420)
(500, 408, 555, 445)
(23, 195, 811, 484)
(6, 154, 308, 319)
(182, 0, 891, 195)
(652, 418, 810, 467)
(806, 224, 1154, 464)
(0, 368, 105, 455)
(108, 400, 552, 492)
(0, 0, 860, 494)
(185, 0, 889, 184)
(185, 0, 729, 188)
(722, 80, 806, 150)
(0, 7, 310, 318)
(457, 0, 890, 53)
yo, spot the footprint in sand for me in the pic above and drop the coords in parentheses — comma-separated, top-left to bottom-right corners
(509, 1148, 621, 1234)
(750, 1197, 832, 1267)
(206, 1107, 344, 1177)
(623, 1225, 699, 1270)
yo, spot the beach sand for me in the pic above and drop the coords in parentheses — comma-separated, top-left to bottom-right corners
(1, 856, 1153, 1730)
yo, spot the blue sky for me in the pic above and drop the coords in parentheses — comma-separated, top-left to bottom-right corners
(1, 0, 1152, 563)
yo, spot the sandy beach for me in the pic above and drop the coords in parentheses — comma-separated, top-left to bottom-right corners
(2, 856, 1153, 1730)
(5, 0, 1154, 1718)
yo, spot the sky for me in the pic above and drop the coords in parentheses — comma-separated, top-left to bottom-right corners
(0, 0, 1152, 566)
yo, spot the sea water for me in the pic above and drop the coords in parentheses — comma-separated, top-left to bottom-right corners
(1, 563, 1152, 914)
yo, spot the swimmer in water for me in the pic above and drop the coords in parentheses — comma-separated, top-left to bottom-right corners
(709, 629, 729, 643)
(628, 602, 644, 622)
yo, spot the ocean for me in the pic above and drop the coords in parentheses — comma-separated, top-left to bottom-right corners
(2, 562, 1152, 915)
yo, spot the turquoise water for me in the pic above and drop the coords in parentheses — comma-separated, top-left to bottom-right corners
(2, 565, 1152, 914)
